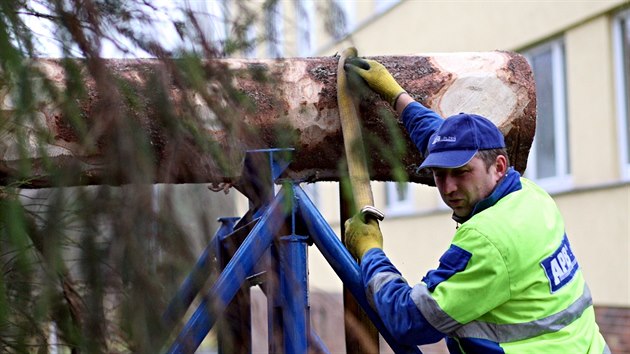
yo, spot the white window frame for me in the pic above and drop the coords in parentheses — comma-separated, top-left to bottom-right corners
(613, 9, 630, 181)
(385, 182, 414, 216)
(296, 0, 316, 57)
(524, 39, 572, 193)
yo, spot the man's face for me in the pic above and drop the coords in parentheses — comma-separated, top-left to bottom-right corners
(432, 156, 503, 218)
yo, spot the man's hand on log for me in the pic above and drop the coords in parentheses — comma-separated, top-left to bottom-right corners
(344, 58, 407, 107)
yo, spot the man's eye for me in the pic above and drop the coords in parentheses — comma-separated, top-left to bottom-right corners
(433, 170, 446, 178)
(453, 169, 469, 176)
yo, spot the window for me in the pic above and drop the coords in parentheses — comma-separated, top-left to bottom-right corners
(296, 0, 316, 57)
(265, 1, 283, 58)
(326, 0, 355, 40)
(176, 0, 229, 56)
(524, 39, 571, 192)
(375, 0, 400, 14)
(203, 0, 229, 53)
(614, 10, 630, 180)
(385, 182, 413, 215)
(242, 24, 257, 58)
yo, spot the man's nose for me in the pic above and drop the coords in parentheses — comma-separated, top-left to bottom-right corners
(442, 175, 458, 194)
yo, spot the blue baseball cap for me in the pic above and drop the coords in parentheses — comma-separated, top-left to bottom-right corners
(419, 113, 505, 169)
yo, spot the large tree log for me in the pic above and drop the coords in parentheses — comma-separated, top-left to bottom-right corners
(0, 52, 535, 187)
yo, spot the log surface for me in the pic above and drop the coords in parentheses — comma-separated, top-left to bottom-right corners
(0, 52, 535, 187)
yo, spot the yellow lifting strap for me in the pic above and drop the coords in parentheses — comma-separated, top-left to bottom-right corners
(337, 47, 385, 223)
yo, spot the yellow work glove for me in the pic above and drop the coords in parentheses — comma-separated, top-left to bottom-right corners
(344, 214, 383, 261)
(344, 57, 406, 107)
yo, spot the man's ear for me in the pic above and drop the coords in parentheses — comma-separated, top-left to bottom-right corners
(495, 155, 508, 179)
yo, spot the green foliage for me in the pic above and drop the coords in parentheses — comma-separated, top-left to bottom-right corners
(0, 1, 363, 353)
(0, 1, 276, 352)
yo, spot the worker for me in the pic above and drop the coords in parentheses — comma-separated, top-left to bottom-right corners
(342, 57, 610, 353)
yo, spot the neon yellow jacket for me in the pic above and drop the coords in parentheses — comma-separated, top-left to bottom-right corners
(362, 175, 609, 353)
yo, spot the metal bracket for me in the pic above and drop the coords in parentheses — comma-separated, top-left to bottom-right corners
(359, 205, 385, 222)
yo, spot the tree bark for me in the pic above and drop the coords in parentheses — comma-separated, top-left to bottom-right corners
(0, 52, 535, 187)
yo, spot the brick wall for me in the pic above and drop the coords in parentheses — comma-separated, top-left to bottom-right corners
(595, 306, 630, 354)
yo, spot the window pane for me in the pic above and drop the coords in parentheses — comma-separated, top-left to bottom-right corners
(386, 182, 410, 207)
(394, 182, 408, 202)
(296, 0, 315, 56)
(243, 25, 256, 58)
(265, 1, 283, 58)
(328, 0, 353, 40)
(205, 0, 228, 43)
(531, 49, 557, 178)
(375, 0, 400, 13)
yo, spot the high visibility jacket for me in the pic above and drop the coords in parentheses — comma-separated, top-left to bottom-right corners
(359, 102, 610, 353)
(362, 174, 609, 353)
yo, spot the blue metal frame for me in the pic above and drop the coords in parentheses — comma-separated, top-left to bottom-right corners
(166, 189, 288, 353)
(163, 149, 423, 354)
(279, 185, 314, 353)
(162, 217, 240, 330)
(294, 186, 422, 354)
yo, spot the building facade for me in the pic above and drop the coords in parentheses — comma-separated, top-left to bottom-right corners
(230, 1, 630, 352)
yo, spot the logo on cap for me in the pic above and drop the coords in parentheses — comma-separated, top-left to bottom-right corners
(432, 135, 457, 145)
(419, 113, 506, 170)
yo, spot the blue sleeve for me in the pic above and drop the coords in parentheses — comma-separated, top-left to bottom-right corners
(361, 248, 445, 345)
(401, 101, 443, 156)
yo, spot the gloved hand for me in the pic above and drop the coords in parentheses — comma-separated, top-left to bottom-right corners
(344, 214, 383, 261)
(344, 57, 406, 106)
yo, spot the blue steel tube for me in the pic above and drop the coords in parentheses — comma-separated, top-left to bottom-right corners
(309, 330, 331, 354)
(294, 186, 423, 354)
(279, 236, 309, 353)
(257, 245, 330, 354)
(264, 244, 283, 353)
(166, 189, 288, 354)
(278, 190, 310, 353)
(162, 217, 240, 328)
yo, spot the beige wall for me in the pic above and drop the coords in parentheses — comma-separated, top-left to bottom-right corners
(556, 184, 630, 306)
(321, 0, 628, 55)
(234, 0, 630, 307)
